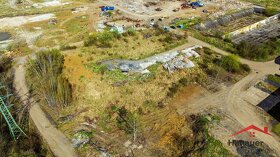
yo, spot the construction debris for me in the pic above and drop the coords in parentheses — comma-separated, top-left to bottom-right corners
(97, 20, 107, 32)
(102, 45, 202, 73)
(163, 55, 195, 73)
(72, 131, 91, 148)
(110, 25, 125, 34)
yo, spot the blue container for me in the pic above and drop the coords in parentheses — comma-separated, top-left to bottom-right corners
(101, 6, 115, 11)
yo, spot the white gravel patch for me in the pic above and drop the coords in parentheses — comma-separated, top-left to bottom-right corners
(32, 0, 71, 8)
(0, 13, 55, 29)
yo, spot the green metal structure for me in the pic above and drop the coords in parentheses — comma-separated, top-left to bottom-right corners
(0, 84, 26, 140)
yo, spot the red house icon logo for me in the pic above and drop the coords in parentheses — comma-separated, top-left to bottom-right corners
(230, 125, 272, 138)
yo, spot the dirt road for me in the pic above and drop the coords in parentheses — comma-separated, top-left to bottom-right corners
(13, 56, 77, 157)
(179, 36, 280, 155)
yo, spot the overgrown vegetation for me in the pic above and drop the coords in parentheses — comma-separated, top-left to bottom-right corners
(113, 106, 139, 136)
(167, 78, 189, 97)
(84, 31, 122, 47)
(0, 56, 48, 156)
(60, 44, 77, 51)
(219, 55, 241, 73)
(191, 30, 236, 53)
(83, 29, 187, 61)
(263, 7, 280, 16)
(173, 17, 202, 29)
(186, 114, 231, 157)
(267, 74, 280, 85)
(192, 30, 280, 61)
(159, 114, 232, 157)
(196, 47, 250, 89)
(234, 38, 280, 60)
(26, 50, 72, 109)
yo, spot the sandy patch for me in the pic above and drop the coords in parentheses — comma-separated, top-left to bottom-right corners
(0, 13, 55, 29)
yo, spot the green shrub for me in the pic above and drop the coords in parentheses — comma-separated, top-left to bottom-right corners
(241, 64, 251, 72)
(185, 114, 231, 157)
(103, 69, 127, 82)
(125, 28, 137, 36)
(178, 78, 188, 86)
(60, 44, 77, 51)
(206, 67, 219, 77)
(114, 106, 138, 134)
(218, 55, 241, 73)
(147, 63, 160, 74)
(84, 31, 120, 47)
(88, 63, 107, 74)
(203, 47, 214, 55)
(167, 83, 180, 97)
(84, 34, 97, 47)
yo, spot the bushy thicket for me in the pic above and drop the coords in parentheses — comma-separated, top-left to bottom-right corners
(235, 39, 280, 60)
(216, 54, 251, 73)
(26, 50, 72, 109)
(218, 55, 241, 72)
(171, 114, 231, 157)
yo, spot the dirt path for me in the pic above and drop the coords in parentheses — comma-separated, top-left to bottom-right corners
(179, 36, 280, 155)
(13, 56, 77, 157)
(226, 72, 280, 154)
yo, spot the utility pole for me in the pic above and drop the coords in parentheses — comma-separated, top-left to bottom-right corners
(0, 84, 26, 140)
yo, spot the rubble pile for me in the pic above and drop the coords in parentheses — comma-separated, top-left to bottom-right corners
(102, 45, 202, 73)
(163, 55, 195, 73)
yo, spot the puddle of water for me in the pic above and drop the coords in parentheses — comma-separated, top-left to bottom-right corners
(0, 32, 11, 41)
